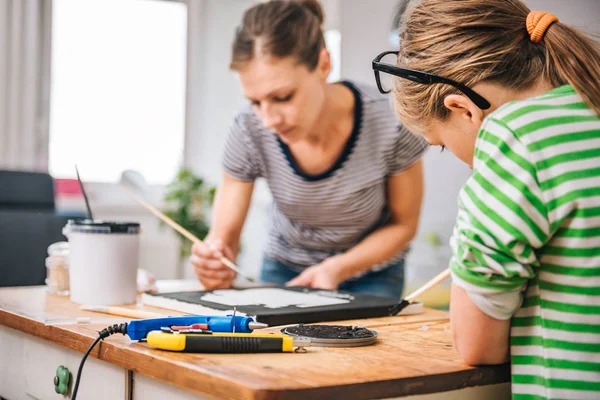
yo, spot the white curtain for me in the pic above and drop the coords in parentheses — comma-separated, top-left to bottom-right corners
(0, 0, 52, 172)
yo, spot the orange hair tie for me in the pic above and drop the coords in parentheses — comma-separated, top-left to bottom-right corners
(526, 11, 559, 43)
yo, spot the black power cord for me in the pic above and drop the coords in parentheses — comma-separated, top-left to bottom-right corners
(71, 323, 128, 399)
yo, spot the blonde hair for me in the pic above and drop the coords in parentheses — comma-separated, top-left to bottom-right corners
(230, 0, 325, 71)
(393, 0, 600, 133)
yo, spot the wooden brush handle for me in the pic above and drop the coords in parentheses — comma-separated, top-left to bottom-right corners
(405, 268, 451, 303)
(121, 185, 201, 244)
(80, 305, 166, 319)
(105, 307, 164, 319)
(120, 185, 253, 282)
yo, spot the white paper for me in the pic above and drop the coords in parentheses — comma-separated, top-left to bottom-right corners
(200, 288, 352, 309)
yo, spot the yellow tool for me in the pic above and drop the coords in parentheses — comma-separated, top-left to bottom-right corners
(146, 330, 311, 353)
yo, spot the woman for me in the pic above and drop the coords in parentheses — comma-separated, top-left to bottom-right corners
(189, 0, 427, 299)
(374, 0, 600, 398)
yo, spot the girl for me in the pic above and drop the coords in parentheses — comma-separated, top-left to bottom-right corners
(374, 0, 600, 398)
(190, 0, 427, 299)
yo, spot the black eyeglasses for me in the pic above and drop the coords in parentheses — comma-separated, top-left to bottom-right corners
(372, 50, 491, 110)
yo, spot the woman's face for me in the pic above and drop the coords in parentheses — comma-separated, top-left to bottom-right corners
(236, 51, 330, 144)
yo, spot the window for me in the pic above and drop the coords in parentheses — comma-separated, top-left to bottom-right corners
(49, 0, 187, 184)
(325, 29, 341, 82)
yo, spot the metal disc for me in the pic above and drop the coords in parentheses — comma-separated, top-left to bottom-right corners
(281, 326, 378, 347)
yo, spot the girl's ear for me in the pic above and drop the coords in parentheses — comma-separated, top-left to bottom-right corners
(316, 48, 331, 81)
(443, 94, 484, 127)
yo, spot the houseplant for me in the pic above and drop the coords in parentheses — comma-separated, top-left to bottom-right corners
(162, 168, 216, 260)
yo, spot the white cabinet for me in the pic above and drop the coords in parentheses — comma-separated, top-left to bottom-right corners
(0, 325, 127, 400)
(132, 374, 210, 400)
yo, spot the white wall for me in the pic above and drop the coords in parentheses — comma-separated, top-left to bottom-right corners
(184, 0, 266, 280)
(185, 0, 255, 182)
(525, 0, 600, 32)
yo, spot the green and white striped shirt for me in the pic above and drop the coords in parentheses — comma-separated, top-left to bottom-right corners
(450, 85, 600, 399)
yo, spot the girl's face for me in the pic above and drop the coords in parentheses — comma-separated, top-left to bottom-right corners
(418, 81, 553, 168)
(236, 50, 331, 144)
(422, 111, 482, 168)
(420, 83, 503, 167)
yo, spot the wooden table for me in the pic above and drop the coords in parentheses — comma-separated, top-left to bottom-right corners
(0, 284, 510, 400)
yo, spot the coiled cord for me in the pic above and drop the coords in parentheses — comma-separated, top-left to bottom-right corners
(71, 323, 128, 399)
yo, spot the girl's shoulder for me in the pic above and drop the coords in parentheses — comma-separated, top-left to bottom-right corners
(485, 85, 592, 136)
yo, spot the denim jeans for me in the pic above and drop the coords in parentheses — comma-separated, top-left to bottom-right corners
(259, 258, 405, 300)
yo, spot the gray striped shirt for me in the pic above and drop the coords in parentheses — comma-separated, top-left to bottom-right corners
(223, 81, 428, 273)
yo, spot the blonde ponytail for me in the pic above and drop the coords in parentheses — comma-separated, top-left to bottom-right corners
(392, 0, 600, 133)
(544, 23, 600, 116)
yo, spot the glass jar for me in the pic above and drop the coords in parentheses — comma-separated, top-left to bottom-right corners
(45, 241, 70, 295)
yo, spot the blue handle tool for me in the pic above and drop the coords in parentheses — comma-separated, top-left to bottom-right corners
(126, 315, 267, 341)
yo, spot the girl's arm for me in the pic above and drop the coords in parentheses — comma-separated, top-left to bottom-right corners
(450, 284, 510, 365)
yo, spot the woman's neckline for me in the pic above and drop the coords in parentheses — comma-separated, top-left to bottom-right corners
(276, 81, 363, 181)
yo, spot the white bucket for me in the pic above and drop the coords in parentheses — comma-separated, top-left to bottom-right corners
(63, 220, 141, 305)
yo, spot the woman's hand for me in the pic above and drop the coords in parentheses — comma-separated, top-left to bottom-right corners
(190, 172, 254, 290)
(190, 239, 237, 290)
(285, 257, 347, 290)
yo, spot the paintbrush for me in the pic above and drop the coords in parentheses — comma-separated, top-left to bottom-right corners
(119, 170, 255, 283)
(75, 165, 94, 220)
(389, 268, 451, 315)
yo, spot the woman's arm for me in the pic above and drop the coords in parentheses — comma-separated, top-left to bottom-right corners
(190, 172, 254, 289)
(332, 159, 424, 280)
(287, 160, 423, 288)
(208, 172, 254, 252)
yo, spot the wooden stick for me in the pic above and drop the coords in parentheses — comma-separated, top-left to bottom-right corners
(119, 185, 254, 282)
(80, 305, 165, 319)
(365, 317, 449, 328)
(405, 268, 451, 302)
